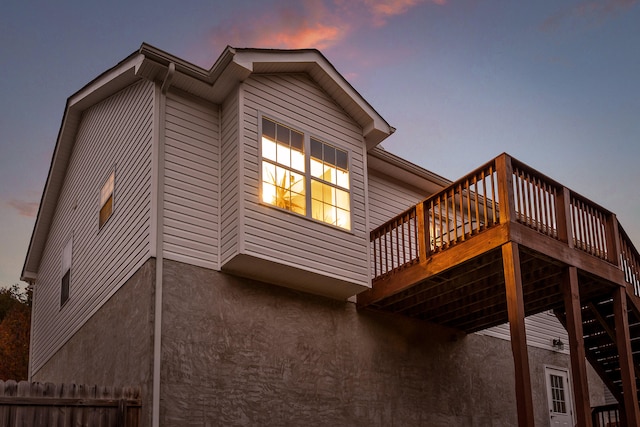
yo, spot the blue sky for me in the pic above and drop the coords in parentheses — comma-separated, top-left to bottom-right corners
(1, 0, 639, 288)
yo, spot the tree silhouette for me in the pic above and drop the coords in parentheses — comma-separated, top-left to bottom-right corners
(0, 285, 31, 380)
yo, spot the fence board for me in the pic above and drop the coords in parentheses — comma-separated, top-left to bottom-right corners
(0, 381, 140, 427)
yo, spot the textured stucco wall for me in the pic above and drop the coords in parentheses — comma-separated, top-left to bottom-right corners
(30, 256, 606, 427)
(161, 259, 602, 426)
(32, 258, 155, 426)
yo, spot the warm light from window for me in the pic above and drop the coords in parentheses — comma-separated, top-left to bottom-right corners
(261, 117, 350, 230)
(261, 118, 306, 215)
(310, 138, 350, 230)
(99, 171, 114, 228)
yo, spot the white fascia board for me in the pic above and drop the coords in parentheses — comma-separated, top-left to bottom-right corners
(367, 147, 452, 194)
(70, 54, 144, 110)
(234, 48, 394, 148)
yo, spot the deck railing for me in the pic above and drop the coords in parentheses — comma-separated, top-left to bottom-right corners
(511, 159, 560, 240)
(591, 403, 621, 427)
(370, 208, 420, 278)
(619, 225, 640, 296)
(426, 159, 499, 252)
(370, 154, 640, 293)
(371, 158, 500, 279)
(570, 193, 611, 261)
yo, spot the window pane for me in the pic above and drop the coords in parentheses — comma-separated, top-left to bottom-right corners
(262, 117, 276, 140)
(61, 270, 70, 306)
(323, 164, 336, 184)
(324, 145, 336, 165)
(312, 199, 323, 221)
(336, 169, 349, 189)
(336, 149, 348, 170)
(100, 172, 114, 206)
(311, 179, 323, 202)
(276, 124, 290, 145)
(336, 188, 350, 210)
(290, 129, 303, 151)
(262, 181, 276, 205)
(277, 144, 291, 167)
(262, 137, 277, 162)
(291, 149, 305, 172)
(311, 138, 322, 160)
(62, 239, 73, 273)
(324, 204, 336, 225)
(310, 157, 323, 179)
(275, 166, 288, 189)
(99, 172, 115, 228)
(262, 162, 276, 184)
(323, 183, 334, 203)
(289, 171, 305, 194)
(337, 208, 350, 230)
(99, 195, 113, 228)
(290, 182, 306, 215)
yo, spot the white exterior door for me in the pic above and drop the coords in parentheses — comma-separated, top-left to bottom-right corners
(545, 366, 574, 426)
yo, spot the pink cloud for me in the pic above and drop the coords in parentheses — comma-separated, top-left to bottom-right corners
(541, 0, 638, 31)
(363, 0, 446, 26)
(207, 0, 444, 53)
(209, 1, 349, 51)
(7, 199, 39, 218)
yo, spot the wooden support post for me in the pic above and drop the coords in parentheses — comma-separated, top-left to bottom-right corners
(613, 285, 640, 425)
(562, 266, 592, 427)
(502, 242, 535, 427)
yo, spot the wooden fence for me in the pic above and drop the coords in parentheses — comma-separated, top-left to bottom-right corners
(0, 381, 141, 427)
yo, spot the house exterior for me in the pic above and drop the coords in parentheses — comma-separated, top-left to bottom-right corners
(22, 44, 628, 426)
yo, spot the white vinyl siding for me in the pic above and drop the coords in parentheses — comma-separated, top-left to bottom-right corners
(163, 91, 219, 269)
(478, 311, 570, 354)
(30, 80, 154, 374)
(240, 74, 369, 286)
(219, 88, 241, 266)
(368, 169, 431, 230)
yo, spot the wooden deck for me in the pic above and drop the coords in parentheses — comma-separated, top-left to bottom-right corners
(358, 154, 640, 426)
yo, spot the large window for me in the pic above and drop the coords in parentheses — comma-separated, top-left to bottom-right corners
(261, 116, 351, 230)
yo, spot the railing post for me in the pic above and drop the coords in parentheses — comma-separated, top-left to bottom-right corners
(555, 187, 573, 247)
(606, 213, 621, 267)
(416, 201, 429, 261)
(495, 154, 516, 226)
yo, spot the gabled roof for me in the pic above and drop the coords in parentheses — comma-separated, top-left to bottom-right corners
(21, 43, 394, 281)
(137, 44, 394, 146)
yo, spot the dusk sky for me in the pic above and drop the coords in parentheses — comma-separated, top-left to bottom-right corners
(1, 0, 638, 289)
